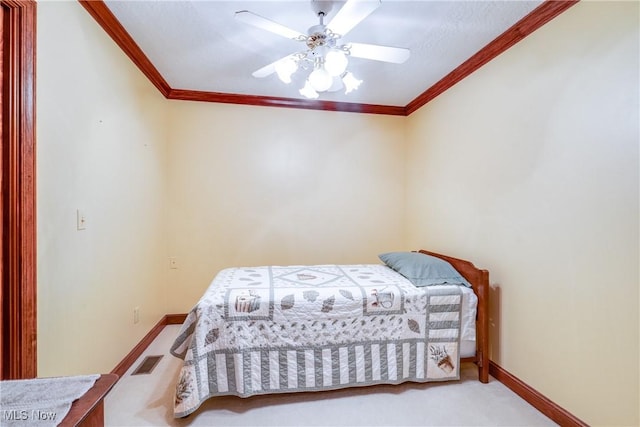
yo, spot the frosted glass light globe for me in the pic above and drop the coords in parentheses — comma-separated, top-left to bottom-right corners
(342, 72, 362, 94)
(324, 50, 348, 77)
(308, 68, 332, 92)
(275, 57, 297, 84)
(299, 80, 319, 99)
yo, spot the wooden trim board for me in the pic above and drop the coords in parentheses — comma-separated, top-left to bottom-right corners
(110, 314, 186, 378)
(164, 313, 188, 325)
(405, 0, 579, 114)
(77, 0, 171, 97)
(1, 0, 38, 380)
(489, 361, 588, 427)
(59, 373, 118, 427)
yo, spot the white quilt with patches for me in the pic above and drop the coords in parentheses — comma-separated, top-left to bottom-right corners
(170, 264, 476, 417)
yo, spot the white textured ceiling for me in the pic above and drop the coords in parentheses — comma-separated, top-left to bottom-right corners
(104, 1, 544, 107)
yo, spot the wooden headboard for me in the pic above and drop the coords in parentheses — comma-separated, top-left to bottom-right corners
(418, 249, 489, 383)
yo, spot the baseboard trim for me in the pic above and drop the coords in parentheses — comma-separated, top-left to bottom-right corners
(165, 313, 187, 324)
(110, 314, 185, 377)
(489, 361, 587, 427)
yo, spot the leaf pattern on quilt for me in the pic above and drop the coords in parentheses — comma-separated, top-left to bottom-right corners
(281, 294, 295, 310)
(205, 328, 219, 345)
(303, 290, 320, 302)
(175, 371, 192, 405)
(408, 319, 420, 334)
(339, 289, 354, 300)
(321, 295, 335, 313)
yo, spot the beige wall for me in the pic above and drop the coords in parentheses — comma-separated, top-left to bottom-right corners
(37, 0, 638, 425)
(36, 1, 406, 373)
(405, 2, 639, 425)
(37, 1, 169, 376)
(165, 101, 406, 312)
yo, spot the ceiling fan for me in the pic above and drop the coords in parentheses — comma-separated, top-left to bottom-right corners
(235, 0, 410, 99)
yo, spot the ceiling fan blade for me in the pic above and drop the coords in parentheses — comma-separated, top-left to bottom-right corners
(327, 0, 381, 37)
(235, 10, 305, 40)
(348, 42, 410, 64)
(252, 54, 296, 78)
(252, 61, 278, 79)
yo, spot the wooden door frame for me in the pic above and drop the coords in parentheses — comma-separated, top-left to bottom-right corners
(1, 0, 37, 379)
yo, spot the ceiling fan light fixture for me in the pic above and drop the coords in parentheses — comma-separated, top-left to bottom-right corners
(324, 50, 348, 77)
(300, 80, 320, 99)
(237, 0, 409, 100)
(308, 67, 333, 92)
(275, 57, 298, 84)
(342, 72, 362, 94)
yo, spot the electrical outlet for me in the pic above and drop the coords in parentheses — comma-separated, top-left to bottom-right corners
(76, 209, 87, 230)
(134, 306, 140, 324)
(169, 257, 178, 269)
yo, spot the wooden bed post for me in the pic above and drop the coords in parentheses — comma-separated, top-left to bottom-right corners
(418, 250, 490, 383)
(476, 269, 490, 383)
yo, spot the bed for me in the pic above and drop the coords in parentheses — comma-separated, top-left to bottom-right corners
(170, 250, 489, 418)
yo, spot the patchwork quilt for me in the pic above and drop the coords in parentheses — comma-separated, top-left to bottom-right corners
(170, 264, 464, 417)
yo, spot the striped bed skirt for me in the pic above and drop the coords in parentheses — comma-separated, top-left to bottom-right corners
(175, 338, 459, 417)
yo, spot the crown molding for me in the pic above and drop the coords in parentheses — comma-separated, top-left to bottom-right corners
(78, 0, 172, 97)
(79, 0, 578, 116)
(406, 0, 579, 115)
(168, 89, 406, 115)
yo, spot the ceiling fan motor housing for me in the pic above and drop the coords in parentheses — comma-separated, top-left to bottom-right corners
(311, 0, 334, 17)
(307, 26, 332, 49)
(306, 18, 341, 60)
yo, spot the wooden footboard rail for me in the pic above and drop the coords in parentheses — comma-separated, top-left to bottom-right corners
(418, 250, 490, 383)
(58, 374, 118, 427)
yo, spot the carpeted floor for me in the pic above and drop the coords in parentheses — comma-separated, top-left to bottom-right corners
(105, 325, 556, 427)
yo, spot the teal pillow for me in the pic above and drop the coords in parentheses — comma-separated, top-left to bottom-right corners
(379, 252, 472, 287)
